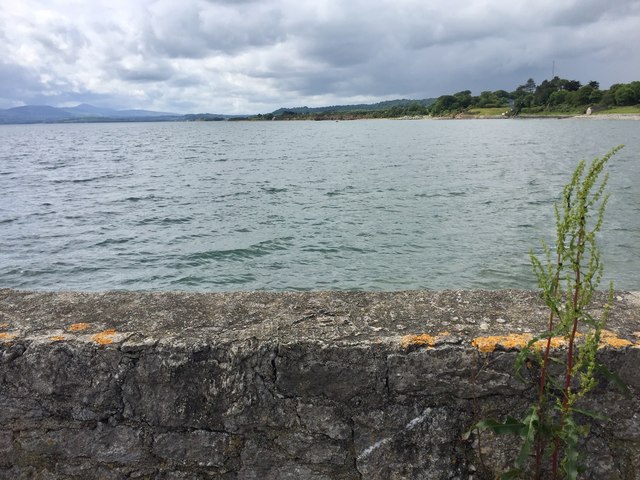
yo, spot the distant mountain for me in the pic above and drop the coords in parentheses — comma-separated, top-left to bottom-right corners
(114, 109, 179, 118)
(182, 113, 235, 121)
(271, 98, 436, 116)
(0, 104, 182, 124)
(0, 105, 81, 123)
(62, 103, 120, 117)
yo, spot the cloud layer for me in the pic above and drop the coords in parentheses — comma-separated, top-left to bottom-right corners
(1, 0, 639, 113)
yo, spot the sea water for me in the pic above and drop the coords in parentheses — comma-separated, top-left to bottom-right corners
(1, 119, 638, 291)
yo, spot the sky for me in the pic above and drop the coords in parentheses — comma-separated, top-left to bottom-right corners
(1, 0, 639, 114)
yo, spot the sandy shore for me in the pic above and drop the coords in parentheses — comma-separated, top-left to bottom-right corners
(573, 113, 640, 120)
(388, 113, 640, 120)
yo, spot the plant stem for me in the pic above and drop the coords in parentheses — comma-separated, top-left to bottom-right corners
(535, 253, 562, 479)
(554, 221, 585, 477)
(563, 226, 585, 411)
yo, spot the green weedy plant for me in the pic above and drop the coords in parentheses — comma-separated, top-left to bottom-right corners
(472, 145, 628, 480)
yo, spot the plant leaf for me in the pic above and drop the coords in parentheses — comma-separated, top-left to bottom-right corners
(500, 469, 523, 480)
(571, 407, 611, 422)
(516, 407, 539, 466)
(474, 417, 526, 436)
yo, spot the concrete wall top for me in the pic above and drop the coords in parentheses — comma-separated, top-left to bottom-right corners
(1, 289, 639, 352)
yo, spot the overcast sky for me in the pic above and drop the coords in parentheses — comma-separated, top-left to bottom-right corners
(1, 0, 639, 114)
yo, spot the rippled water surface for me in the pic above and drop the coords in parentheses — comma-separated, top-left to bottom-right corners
(1, 119, 638, 291)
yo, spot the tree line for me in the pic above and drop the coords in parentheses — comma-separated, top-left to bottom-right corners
(258, 77, 640, 120)
(428, 77, 640, 116)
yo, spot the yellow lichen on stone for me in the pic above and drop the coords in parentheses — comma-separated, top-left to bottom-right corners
(599, 330, 633, 349)
(92, 329, 116, 345)
(471, 334, 533, 353)
(50, 335, 66, 342)
(533, 336, 567, 350)
(400, 331, 450, 349)
(401, 333, 435, 348)
(0, 332, 17, 341)
(68, 323, 90, 332)
(0, 323, 9, 329)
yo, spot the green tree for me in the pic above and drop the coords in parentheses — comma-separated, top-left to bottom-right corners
(588, 89, 603, 104)
(534, 78, 560, 106)
(406, 102, 427, 115)
(575, 85, 594, 105)
(560, 79, 582, 91)
(494, 89, 511, 101)
(629, 81, 640, 103)
(599, 84, 620, 106)
(429, 95, 459, 115)
(453, 90, 473, 109)
(477, 91, 504, 108)
(548, 90, 569, 106)
(614, 85, 636, 106)
(524, 78, 537, 93)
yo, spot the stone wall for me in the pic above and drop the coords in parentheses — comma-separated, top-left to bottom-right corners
(1, 289, 639, 479)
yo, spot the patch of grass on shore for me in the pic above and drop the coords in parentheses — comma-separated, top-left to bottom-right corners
(466, 107, 510, 116)
(521, 108, 582, 116)
(594, 105, 640, 114)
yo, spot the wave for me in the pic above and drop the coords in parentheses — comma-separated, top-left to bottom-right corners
(181, 237, 294, 264)
(171, 273, 257, 286)
(326, 186, 355, 197)
(302, 245, 372, 254)
(52, 173, 122, 184)
(261, 186, 288, 194)
(302, 246, 340, 254)
(414, 191, 467, 198)
(122, 194, 162, 202)
(137, 216, 193, 226)
(93, 237, 135, 247)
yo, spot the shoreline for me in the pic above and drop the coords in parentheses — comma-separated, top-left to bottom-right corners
(373, 112, 640, 121)
(424, 113, 640, 120)
(572, 113, 640, 120)
(1, 113, 639, 126)
(409, 113, 640, 121)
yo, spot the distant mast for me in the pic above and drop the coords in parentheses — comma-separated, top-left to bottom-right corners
(551, 60, 555, 78)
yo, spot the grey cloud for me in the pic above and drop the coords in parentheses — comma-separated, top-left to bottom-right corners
(549, 0, 640, 26)
(169, 74, 206, 88)
(0, 62, 47, 107)
(296, 25, 383, 68)
(144, 0, 285, 58)
(116, 62, 175, 83)
(33, 23, 88, 64)
(145, 3, 209, 58)
(199, 6, 285, 52)
(0, 62, 39, 91)
(202, 0, 260, 4)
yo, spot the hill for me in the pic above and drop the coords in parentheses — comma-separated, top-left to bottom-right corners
(271, 98, 435, 116)
(0, 105, 81, 123)
(0, 104, 182, 124)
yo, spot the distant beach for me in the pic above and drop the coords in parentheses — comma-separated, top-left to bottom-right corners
(574, 113, 640, 120)
(425, 113, 640, 120)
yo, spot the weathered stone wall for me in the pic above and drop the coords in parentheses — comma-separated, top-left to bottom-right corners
(1, 289, 639, 479)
